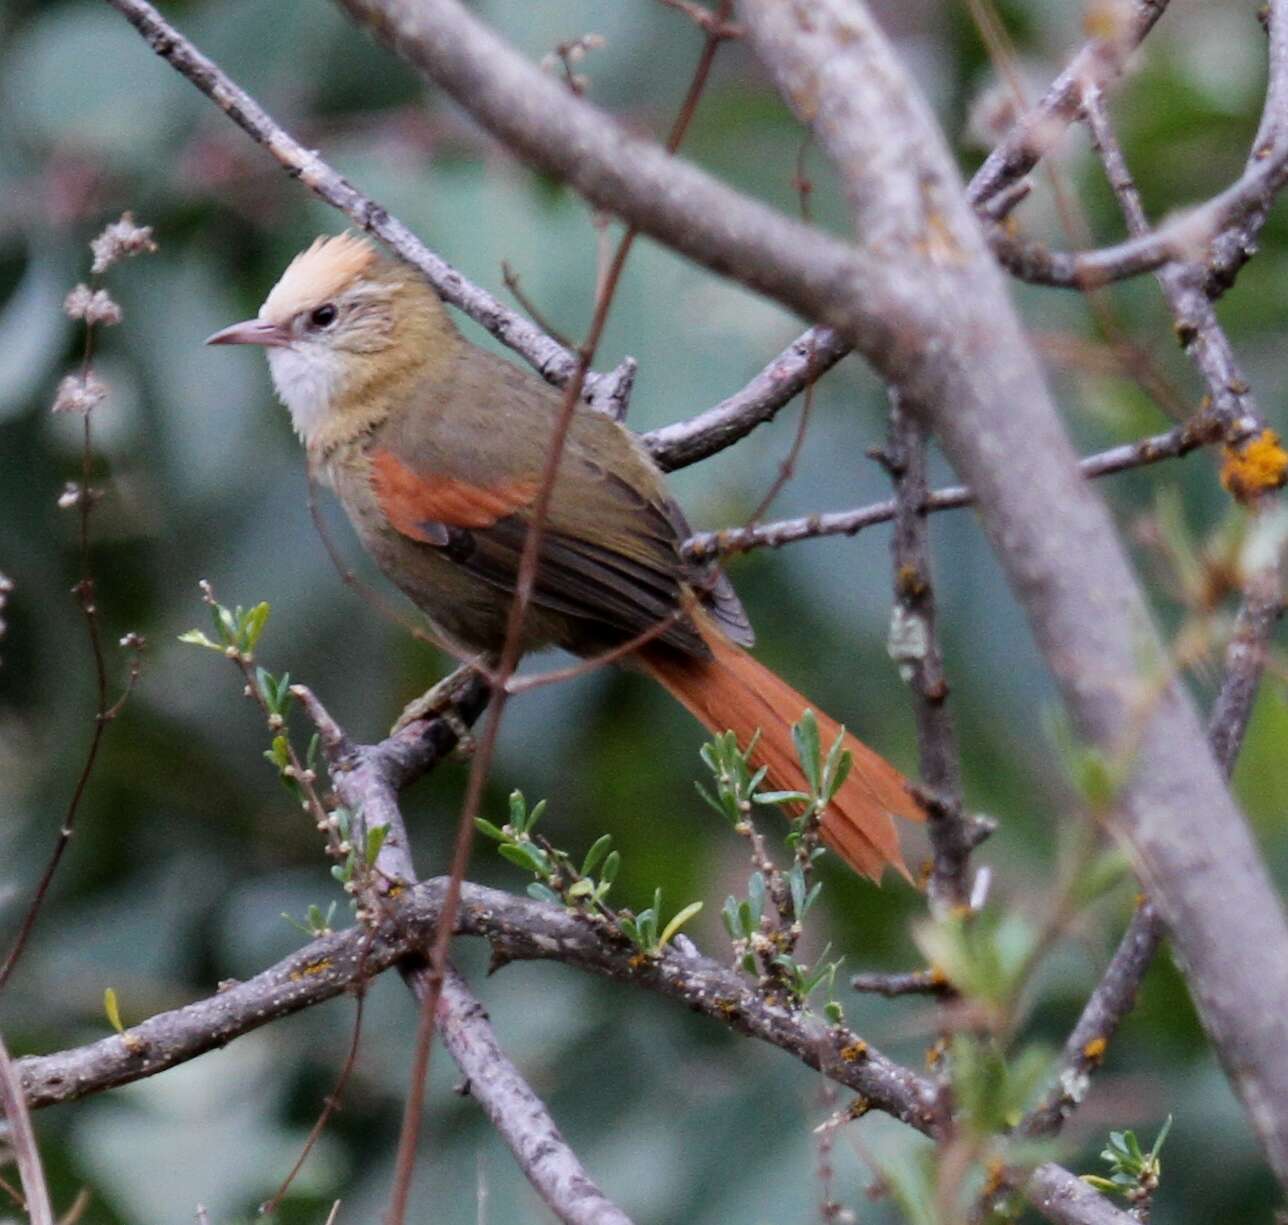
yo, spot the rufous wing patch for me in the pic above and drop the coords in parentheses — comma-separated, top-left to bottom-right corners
(370, 449, 539, 543)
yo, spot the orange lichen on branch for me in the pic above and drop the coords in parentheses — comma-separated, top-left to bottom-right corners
(1082, 1036, 1108, 1063)
(290, 957, 334, 981)
(1221, 429, 1288, 503)
(840, 1040, 869, 1063)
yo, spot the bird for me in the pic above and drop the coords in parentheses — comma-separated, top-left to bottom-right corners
(207, 233, 924, 881)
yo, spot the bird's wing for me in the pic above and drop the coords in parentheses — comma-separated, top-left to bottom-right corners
(367, 398, 710, 656)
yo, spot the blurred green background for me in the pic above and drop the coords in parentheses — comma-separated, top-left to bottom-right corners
(1, 0, 1285, 1220)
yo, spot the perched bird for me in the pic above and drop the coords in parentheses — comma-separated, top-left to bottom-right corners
(208, 234, 923, 880)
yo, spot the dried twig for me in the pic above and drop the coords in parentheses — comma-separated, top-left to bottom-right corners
(1081, 85, 1269, 445)
(0, 221, 150, 992)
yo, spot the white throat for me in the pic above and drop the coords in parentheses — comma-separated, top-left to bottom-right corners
(265, 344, 346, 446)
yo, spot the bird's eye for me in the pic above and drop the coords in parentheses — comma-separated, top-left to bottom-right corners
(309, 303, 338, 329)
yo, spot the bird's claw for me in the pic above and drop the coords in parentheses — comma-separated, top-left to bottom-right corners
(389, 663, 481, 737)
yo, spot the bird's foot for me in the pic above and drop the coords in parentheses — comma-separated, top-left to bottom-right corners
(390, 662, 483, 738)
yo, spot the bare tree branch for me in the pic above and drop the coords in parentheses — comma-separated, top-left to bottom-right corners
(1024, 1163, 1139, 1225)
(1022, 566, 1283, 1140)
(1201, 0, 1288, 295)
(968, 0, 1171, 209)
(1020, 900, 1163, 1139)
(850, 968, 951, 998)
(1083, 85, 1271, 449)
(884, 393, 977, 913)
(682, 418, 1220, 561)
(735, 0, 1288, 1186)
(643, 325, 849, 470)
(15, 875, 939, 1133)
(290, 681, 635, 1225)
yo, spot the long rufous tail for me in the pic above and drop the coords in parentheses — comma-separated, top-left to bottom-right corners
(639, 617, 924, 882)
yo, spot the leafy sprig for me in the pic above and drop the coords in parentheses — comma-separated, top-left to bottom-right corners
(479, 790, 701, 956)
(1082, 1117, 1172, 1205)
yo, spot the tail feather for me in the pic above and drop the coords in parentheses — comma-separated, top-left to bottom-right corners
(639, 619, 924, 882)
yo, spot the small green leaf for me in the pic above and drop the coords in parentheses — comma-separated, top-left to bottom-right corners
(525, 799, 547, 834)
(754, 790, 810, 806)
(241, 601, 271, 651)
(508, 790, 526, 827)
(364, 823, 390, 866)
(104, 987, 124, 1034)
(694, 780, 727, 819)
(823, 736, 853, 803)
(581, 834, 612, 878)
(601, 850, 620, 885)
(792, 710, 822, 795)
(1148, 1115, 1173, 1162)
(475, 818, 508, 842)
(722, 894, 744, 939)
(527, 882, 561, 904)
(659, 900, 703, 949)
(498, 842, 550, 875)
(178, 629, 221, 651)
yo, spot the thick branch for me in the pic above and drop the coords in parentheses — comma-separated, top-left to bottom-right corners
(737, 0, 1288, 1187)
(1024, 1164, 1139, 1225)
(297, 679, 633, 1225)
(16, 877, 938, 1132)
(333, 0, 921, 367)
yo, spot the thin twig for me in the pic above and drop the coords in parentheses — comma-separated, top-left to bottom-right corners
(987, 140, 1288, 306)
(884, 393, 974, 913)
(500, 260, 574, 349)
(260, 988, 368, 1215)
(745, 133, 819, 525)
(1081, 86, 1269, 445)
(0, 1031, 53, 1225)
(968, 0, 1171, 208)
(385, 18, 733, 1220)
(683, 417, 1222, 561)
(656, 0, 743, 39)
(850, 969, 952, 998)
(0, 255, 147, 992)
(99, 0, 608, 395)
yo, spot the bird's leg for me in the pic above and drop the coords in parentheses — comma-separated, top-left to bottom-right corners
(390, 659, 488, 759)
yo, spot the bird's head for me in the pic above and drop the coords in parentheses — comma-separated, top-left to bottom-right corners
(207, 233, 453, 447)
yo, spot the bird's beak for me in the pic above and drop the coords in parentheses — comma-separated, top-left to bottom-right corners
(205, 318, 290, 348)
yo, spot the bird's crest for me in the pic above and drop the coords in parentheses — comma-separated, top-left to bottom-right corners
(260, 233, 383, 324)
